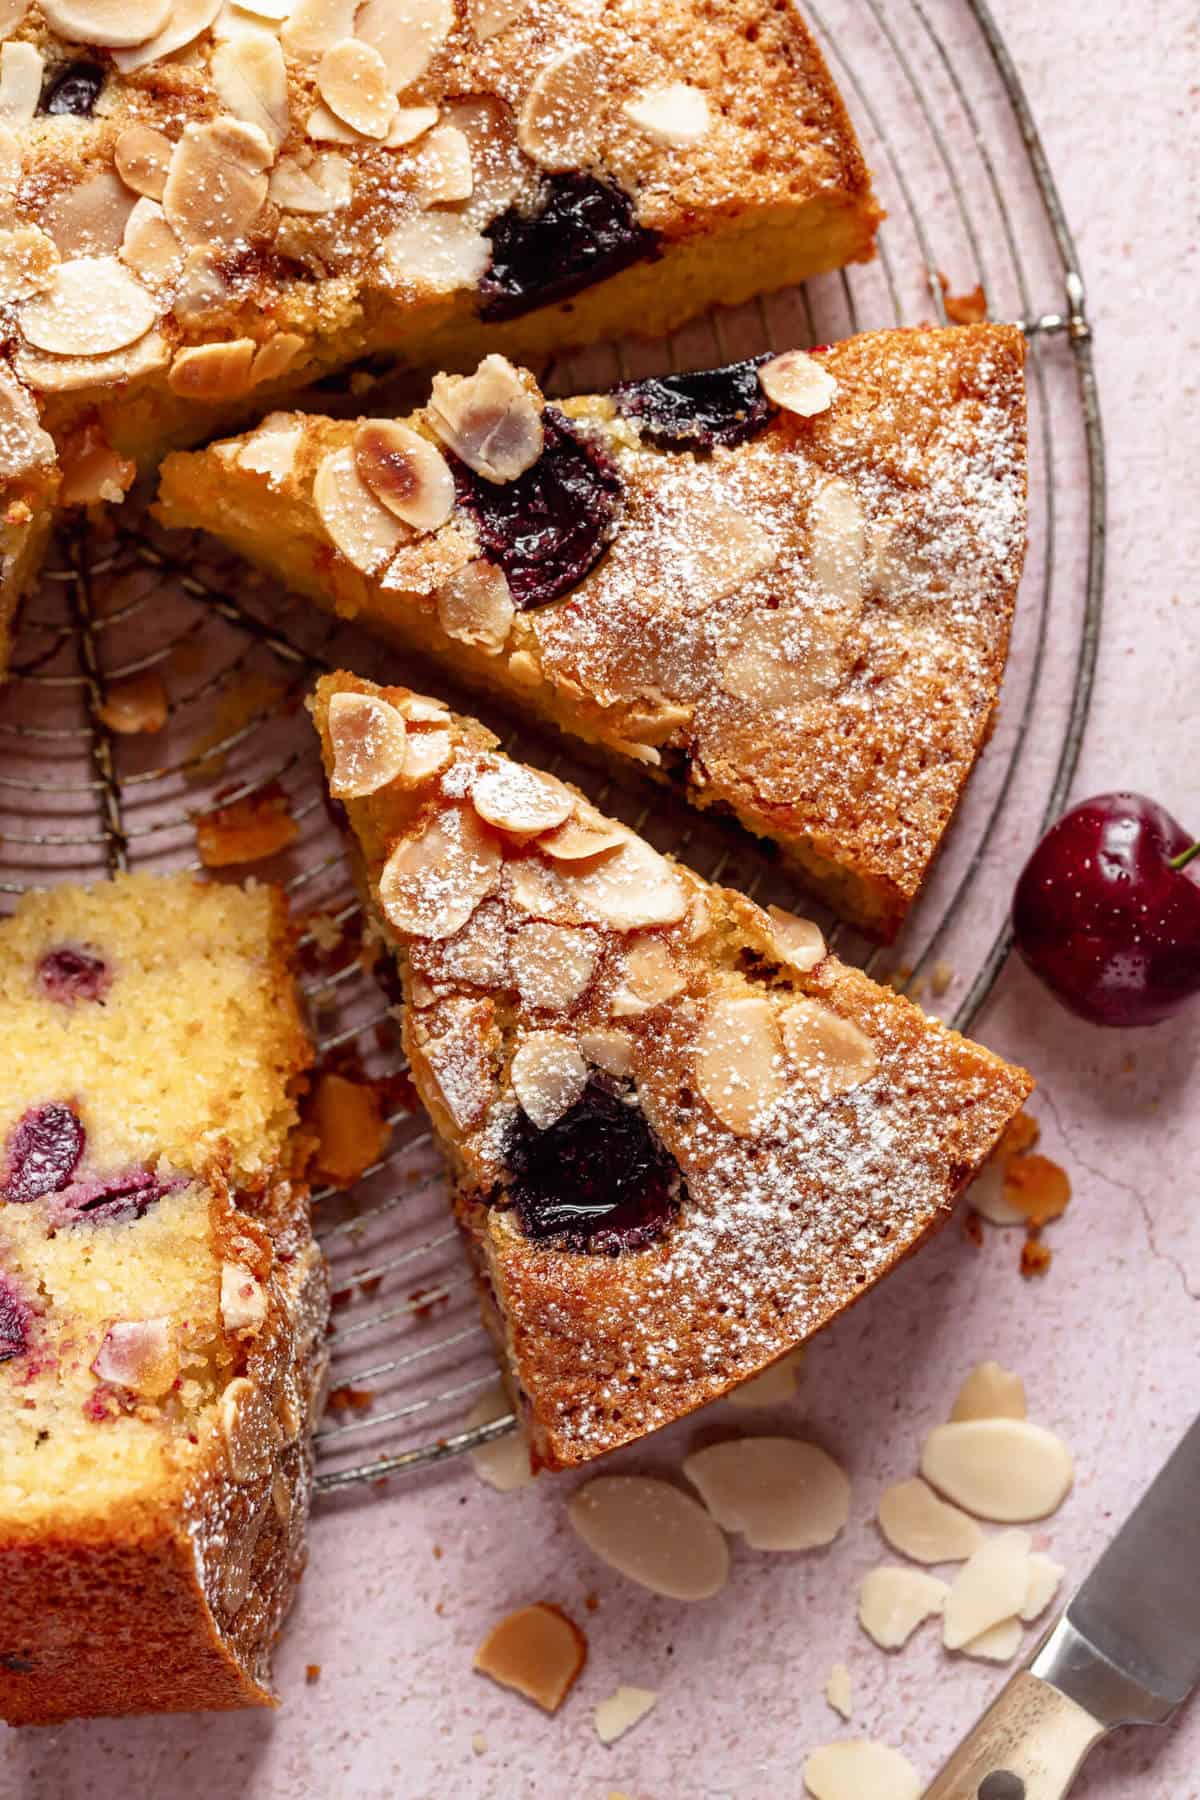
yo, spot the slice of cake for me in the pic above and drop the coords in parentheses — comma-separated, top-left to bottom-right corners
(0, 874, 328, 1725)
(161, 325, 1028, 936)
(310, 672, 1033, 1470)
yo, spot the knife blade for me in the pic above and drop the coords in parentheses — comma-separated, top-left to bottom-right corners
(925, 1410, 1200, 1799)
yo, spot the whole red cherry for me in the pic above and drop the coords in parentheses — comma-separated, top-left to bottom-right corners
(1012, 793, 1200, 1026)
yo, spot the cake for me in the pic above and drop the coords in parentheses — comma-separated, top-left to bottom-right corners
(0, 873, 329, 1725)
(160, 325, 1029, 935)
(310, 671, 1033, 1470)
(0, 0, 880, 672)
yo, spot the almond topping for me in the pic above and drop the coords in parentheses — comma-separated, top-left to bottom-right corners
(353, 419, 454, 532)
(950, 1361, 1027, 1423)
(379, 806, 501, 940)
(436, 559, 514, 653)
(381, 211, 490, 292)
(163, 120, 272, 248)
(252, 332, 305, 387)
(920, 1420, 1075, 1523)
(269, 150, 351, 213)
(402, 726, 452, 782)
(43, 172, 137, 259)
(510, 922, 597, 1012)
(760, 350, 838, 418)
(91, 1317, 177, 1397)
(412, 124, 474, 205)
(465, 1380, 532, 1492)
(611, 936, 685, 1015)
(472, 763, 573, 838)
(15, 330, 169, 395)
(220, 1261, 267, 1334)
(555, 831, 688, 932)
(683, 1438, 850, 1551)
(212, 33, 291, 147)
(474, 1604, 586, 1714)
(623, 82, 710, 147)
(779, 998, 878, 1101)
(111, 0, 222, 72)
(281, 0, 357, 56)
(305, 101, 367, 144)
(427, 355, 543, 483)
(0, 42, 41, 125)
(0, 366, 55, 479)
(569, 1476, 729, 1601)
(765, 905, 826, 974)
(114, 125, 174, 201)
(414, 997, 496, 1131)
(238, 416, 304, 482)
(220, 1376, 276, 1482)
(314, 445, 408, 574)
(876, 1477, 985, 1565)
(510, 1031, 588, 1129)
(317, 38, 397, 139)
(41, 0, 170, 45)
(19, 257, 157, 358)
(803, 1741, 922, 1800)
(168, 339, 257, 401)
(594, 1686, 657, 1746)
(0, 227, 58, 307)
(326, 689, 409, 796)
(719, 606, 847, 709)
(469, 0, 526, 41)
(578, 1028, 633, 1079)
(858, 1565, 948, 1649)
(388, 104, 440, 146)
(943, 1529, 1033, 1650)
(0, 0, 27, 32)
(355, 0, 453, 91)
(695, 995, 784, 1136)
(120, 199, 183, 288)
(518, 45, 605, 171)
(537, 808, 627, 863)
(810, 477, 867, 612)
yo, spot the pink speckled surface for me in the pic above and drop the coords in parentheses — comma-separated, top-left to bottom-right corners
(7, 0, 1200, 1794)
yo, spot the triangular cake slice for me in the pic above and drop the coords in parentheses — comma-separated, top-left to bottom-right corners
(161, 324, 1028, 937)
(311, 671, 1032, 1470)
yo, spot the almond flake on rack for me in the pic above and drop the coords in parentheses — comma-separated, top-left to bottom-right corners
(759, 350, 838, 419)
(317, 38, 397, 139)
(765, 905, 826, 974)
(412, 124, 474, 206)
(314, 444, 408, 574)
(0, 367, 55, 479)
(281, 0, 356, 56)
(19, 256, 157, 359)
(269, 151, 351, 213)
(858, 1565, 948, 1650)
(112, 0, 223, 71)
(168, 339, 257, 400)
(0, 42, 43, 124)
(695, 994, 784, 1136)
(594, 1686, 657, 1746)
(471, 763, 573, 838)
(509, 922, 598, 1012)
(611, 937, 685, 1015)
(876, 1476, 984, 1565)
(684, 1438, 851, 1551)
(921, 1419, 1074, 1523)
(163, 120, 273, 247)
(41, 0, 170, 42)
(0, 227, 58, 307)
(779, 998, 878, 1101)
(622, 82, 710, 147)
(510, 1031, 588, 1129)
(356, 0, 453, 91)
(950, 1361, 1027, 1423)
(474, 1603, 586, 1714)
(465, 1380, 533, 1492)
(942, 1529, 1032, 1650)
(212, 34, 291, 147)
(517, 44, 605, 171)
(553, 831, 688, 931)
(469, 0, 526, 40)
(569, 1476, 729, 1601)
(810, 477, 868, 612)
(354, 419, 455, 531)
(427, 355, 543, 483)
(114, 125, 174, 201)
(803, 1741, 922, 1800)
(327, 689, 409, 796)
(379, 805, 501, 939)
(436, 560, 515, 653)
(381, 211, 491, 292)
(120, 201, 184, 287)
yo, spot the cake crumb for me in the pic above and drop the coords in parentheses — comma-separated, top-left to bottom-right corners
(194, 782, 298, 867)
(825, 1661, 852, 1720)
(471, 1731, 487, 1756)
(937, 272, 988, 324)
(98, 670, 169, 735)
(1004, 1154, 1071, 1228)
(931, 960, 955, 995)
(305, 1664, 321, 1684)
(473, 1603, 587, 1713)
(584, 1591, 599, 1613)
(326, 1385, 374, 1413)
(305, 910, 346, 954)
(308, 1071, 391, 1186)
(1020, 1237, 1053, 1279)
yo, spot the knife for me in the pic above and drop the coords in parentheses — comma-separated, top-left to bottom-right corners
(925, 1410, 1200, 1799)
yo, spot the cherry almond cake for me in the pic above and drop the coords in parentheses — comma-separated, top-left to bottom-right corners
(0, 0, 880, 673)
(0, 873, 329, 1724)
(160, 325, 1029, 935)
(311, 672, 1033, 1470)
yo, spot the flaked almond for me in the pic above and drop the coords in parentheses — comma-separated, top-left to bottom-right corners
(594, 1686, 657, 1746)
(43, 173, 137, 259)
(427, 355, 543, 484)
(623, 82, 710, 147)
(220, 1261, 267, 1334)
(252, 332, 305, 386)
(168, 339, 257, 401)
(968, 1156, 1026, 1226)
(779, 998, 878, 1101)
(16, 329, 169, 395)
(212, 33, 291, 147)
(389, 103, 440, 146)
(510, 922, 597, 1012)
(0, 0, 27, 32)
(803, 1741, 921, 1800)
(314, 445, 408, 574)
(568, 1476, 728, 1601)
(510, 1031, 588, 1129)
(354, 419, 454, 532)
(0, 41, 40, 124)
(517, 44, 605, 171)
(413, 998, 496, 1131)
(725, 1343, 806, 1411)
(114, 125, 174, 202)
(760, 349, 838, 419)
(465, 1380, 532, 1492)
(310, 1070, 390, 1185)
(683, 1438, 850, 1551)
(281, 0, 356, 56)
(718, 606, 846, 709)
(469, 0, 526, 40)
(356, 0, 453, 90)
(381, 211, 490, 292)
(0, 366, 55, 479)
(858, 1565, 948, 1650)
(119, 198, 182, 288)
(270, 149, 351, 214)
(0, 120, 18, 208)
(825, 1663, 852, 1722)
(810, 477, 867, 612)
(474, 1603, 586, 1714)
(537, 807, 627, 863)
(921, 1420, 1074, 1523)
(1021, 1553, 1064, 1622)
(436, 559, 514, 653)
(695, 994, 784, 1136)
(402, 726, 453, 782)
(1003, 1152, 1071, 1227)
(578, 1028, 633, 1079)
(162, 120, 271, 249)
(472, 763, 573, 838)
(962, 1616, 1023, 1662)
(677, 498, 777, 608)
(950, 1361, 1027, 1423)
(92, 1317, 177, 1397)
(19, 257, 157, 359)
(111, 0, 222, 72)
(943, 1529, 1032, 1650)
(175, 245, 231, 319)
(611, 936, 686, 1015)
(876, 1477, 984, 1565)
(238, 415, 304, 483)
(379, 805, 501, 939)
(96, 670, 168, 733)
(412, 124, 474, 205)
(327, 689, 409, 796)
(305, 101, 367, 144)
(0, 226, 57, 307)
(766, 904, 826, 974)
(317, 38, 396, 139)
(555, 831, 688, 932)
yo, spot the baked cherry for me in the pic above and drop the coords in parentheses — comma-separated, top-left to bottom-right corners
(37, 945, 111, 1007)
(52, 1167, 173, 1226)
(450, 409, 622, 609)
(1012, 792, 1200, 1026)
(480, 173, 659, 322)
(612, 357, 774, 451)
(41, 61, 105, 117)
(1, 1103, 86, 1203)
(506, 1074, 682, 1254)
(0, 1274, 29, 1362)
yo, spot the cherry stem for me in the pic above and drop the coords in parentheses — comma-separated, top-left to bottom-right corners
(1170, 842, 1200, 872)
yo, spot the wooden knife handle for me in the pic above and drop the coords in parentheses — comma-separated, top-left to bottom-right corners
(924, 1671, 1108, 1800)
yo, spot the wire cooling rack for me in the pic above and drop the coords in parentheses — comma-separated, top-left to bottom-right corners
(0, 0, 1103, 1492)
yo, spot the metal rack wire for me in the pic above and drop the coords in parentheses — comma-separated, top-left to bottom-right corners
(0, 0, 1104, 1493)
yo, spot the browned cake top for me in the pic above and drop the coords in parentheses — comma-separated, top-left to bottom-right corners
(312, 672, 1031, 1464)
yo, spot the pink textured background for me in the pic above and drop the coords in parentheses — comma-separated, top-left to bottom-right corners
(7, 0, 1200, 1794)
